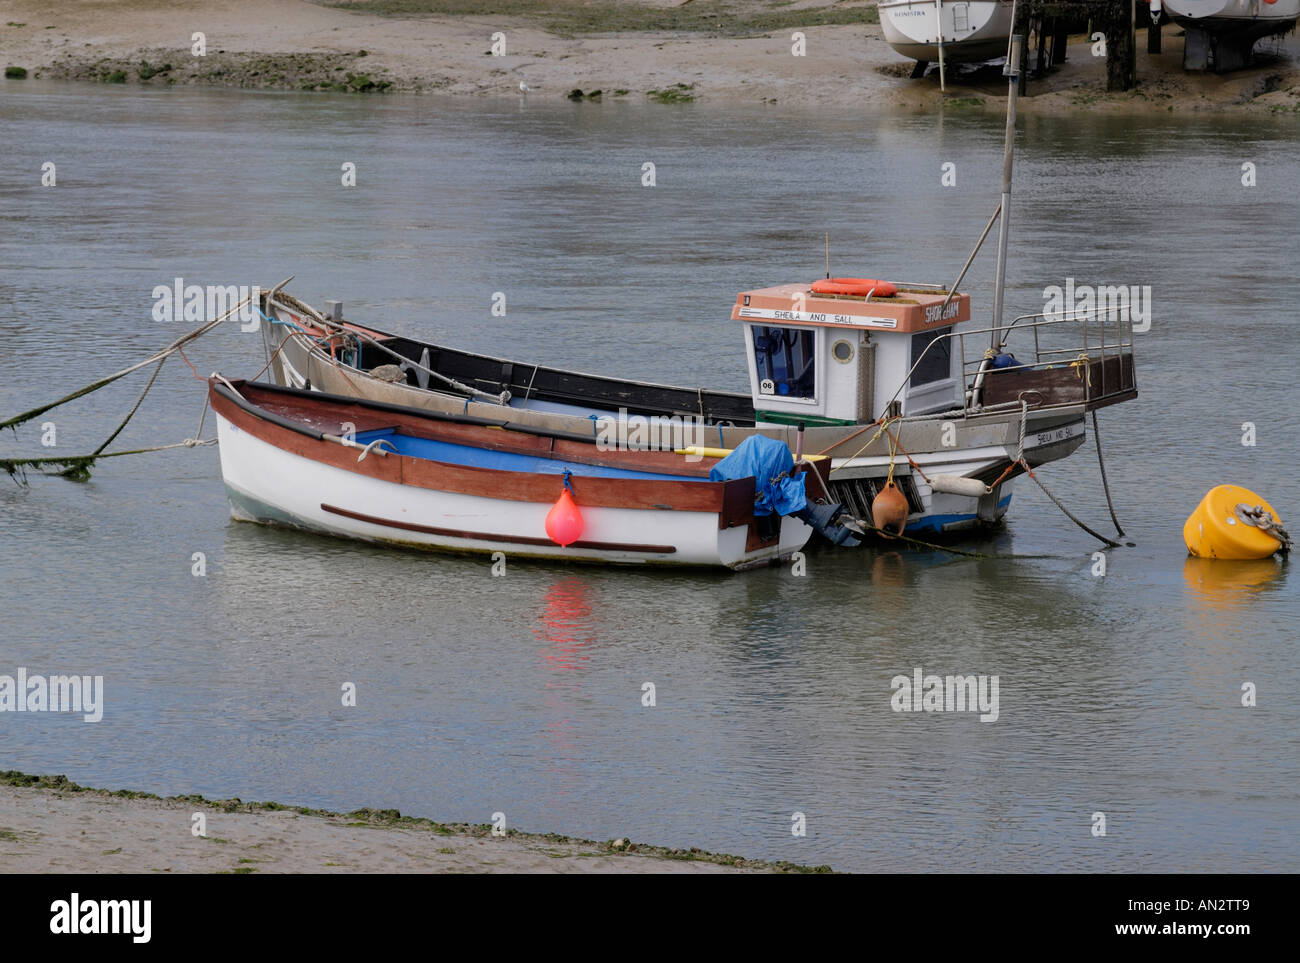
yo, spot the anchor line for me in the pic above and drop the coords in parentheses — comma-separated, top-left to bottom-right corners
(1238, 504, 1291, 555)
(89, 356, 167, 460)
(1021, 462, 1121, 549)
(1, 438, 217, 483)
(1091, 409, 1126, 538)
(0, 291, 259, 433)
(844, 516, 1058, 561)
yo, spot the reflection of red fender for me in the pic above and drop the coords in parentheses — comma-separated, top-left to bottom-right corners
(810, 277, 898, 298)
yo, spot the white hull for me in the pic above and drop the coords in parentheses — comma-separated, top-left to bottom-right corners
(1163, 0, 1300, 27)
(829, 444, 1025, 535)
(879, 0, 1015, 64)
(1165, 0, 1298, 70)
(215, 412, 811, 569)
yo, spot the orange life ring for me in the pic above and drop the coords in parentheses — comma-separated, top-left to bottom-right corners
(810, 277, 897, 298)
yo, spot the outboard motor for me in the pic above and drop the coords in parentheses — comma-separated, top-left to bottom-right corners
(795, 500, 860, 547)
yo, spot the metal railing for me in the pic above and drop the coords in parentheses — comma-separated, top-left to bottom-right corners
(884, 306, 1139, 419)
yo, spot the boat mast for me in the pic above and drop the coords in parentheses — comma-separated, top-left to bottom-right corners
(990, 28, 1023, 351)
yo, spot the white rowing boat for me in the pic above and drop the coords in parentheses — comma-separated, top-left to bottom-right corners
(210, 378, 820, 570)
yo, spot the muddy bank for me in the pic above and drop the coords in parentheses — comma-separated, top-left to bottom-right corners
(1, 1, 1297, 112)
(0, 772, 830, 873)
(34, 47, 426, 93)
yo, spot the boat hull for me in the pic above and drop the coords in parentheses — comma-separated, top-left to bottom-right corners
(879, 0, 1015, 64)
(1163, 0, 1299, 70)
(211, 382, 812, 570)
(1163, 0, 1299, 28)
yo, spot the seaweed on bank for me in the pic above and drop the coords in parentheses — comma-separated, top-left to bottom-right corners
(647, 83, 696, 104)
(0, 769, 833, 872)
(329, 0, 879, 36)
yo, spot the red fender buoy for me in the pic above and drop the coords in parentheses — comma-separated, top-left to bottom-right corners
(545, 479, 584, 546)
(811, 277, 898, 298)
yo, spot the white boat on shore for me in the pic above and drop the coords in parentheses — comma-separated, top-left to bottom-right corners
(1163, 0, 1300, 71)
(879, 0, 1015, 67)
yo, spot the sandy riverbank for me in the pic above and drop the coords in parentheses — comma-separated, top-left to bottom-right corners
(0, 1, 1297, 113)
(0, 773, 827, 873)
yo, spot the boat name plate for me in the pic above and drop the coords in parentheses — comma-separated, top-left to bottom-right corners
(737, 307, 898, 328)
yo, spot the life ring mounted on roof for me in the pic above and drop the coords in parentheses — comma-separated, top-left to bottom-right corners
(810, 277, 898, 298)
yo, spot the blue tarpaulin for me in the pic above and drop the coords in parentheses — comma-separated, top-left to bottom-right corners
(708, 435, 807, 516)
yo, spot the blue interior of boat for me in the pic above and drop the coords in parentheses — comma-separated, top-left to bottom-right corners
(353, 428, 705, 481)
(506, 396, 618, 419)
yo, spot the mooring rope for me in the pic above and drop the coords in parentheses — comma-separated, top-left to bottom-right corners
(846, 516, 1057, 560)
(0, 294, 254, 433)
(826, 416, 900, 476)
(1091, 409, 1126, 538)
(1, 438, 216, 483)
(831, 398, 1117, 552)
(983, 400, 1030, 491)
(88, 357, 167, 460)
(1, 356, 184, 482)
(1021, 462, 1122, 548)
(881, 424, 934, 485)
(0, 283, 266, 480)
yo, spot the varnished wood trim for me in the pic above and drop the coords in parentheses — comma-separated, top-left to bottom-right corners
(210, 380, 745, 516)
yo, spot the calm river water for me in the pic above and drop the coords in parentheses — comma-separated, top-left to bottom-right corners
(1, 83, 1297, 871)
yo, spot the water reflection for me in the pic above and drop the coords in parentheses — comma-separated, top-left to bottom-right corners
(534, 575, 597, 677)
(532, 576, 597, 791)
(1182, 555, 1285, 610)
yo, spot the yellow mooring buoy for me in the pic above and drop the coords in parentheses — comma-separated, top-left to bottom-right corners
(1184, 485, 1289, 560)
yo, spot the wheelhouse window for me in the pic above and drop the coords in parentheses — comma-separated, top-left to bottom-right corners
(910, 329, 952, 387)
(752, 326, 815, 399)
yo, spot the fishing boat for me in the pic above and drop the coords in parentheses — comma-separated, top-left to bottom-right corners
(1160, 0, 1300, 71)
(254, 34, 1138, 545)
(878, 0, 1015, 74)
(258, 278, 1135, 542)
(208, 377, 824, 569)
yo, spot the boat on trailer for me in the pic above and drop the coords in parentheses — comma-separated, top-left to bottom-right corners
(209, 378, 822, 570)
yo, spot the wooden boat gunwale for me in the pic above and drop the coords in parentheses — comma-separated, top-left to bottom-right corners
(209, 378, 778, 527)
(262, 301, 758, 425)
